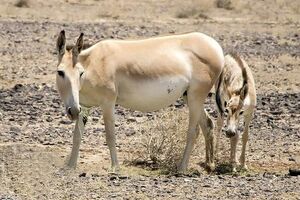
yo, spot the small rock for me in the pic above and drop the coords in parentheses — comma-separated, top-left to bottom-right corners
(46, 117, 53, 122)
(60, 120, 72, 125)
(10, 126, 21, 132)
(119, 175, 129, 180)
(126, 116, 136, 122)
(288, 157, 295, 162)
(79, 172, 87, 177)
(125, 128, 136, 136)
(13, 83, 23, 91)
(289, 169, 300, 176)
(109, 175, 118, 181)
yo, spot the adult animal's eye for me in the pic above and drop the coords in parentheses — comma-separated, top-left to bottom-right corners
(57, 70, 65, 78)
(80, 72, 84, 78)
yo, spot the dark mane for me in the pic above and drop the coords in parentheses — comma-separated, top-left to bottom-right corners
(66, 43, 95, 51)
(230, 53, 247, 83)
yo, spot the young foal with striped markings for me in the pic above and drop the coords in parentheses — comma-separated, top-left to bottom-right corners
(215, 54, 256, 172)
(55, 30, 224, 173)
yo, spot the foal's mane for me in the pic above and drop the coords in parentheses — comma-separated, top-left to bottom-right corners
(230, 53, 249, 99)
(230, 53, 247, 85)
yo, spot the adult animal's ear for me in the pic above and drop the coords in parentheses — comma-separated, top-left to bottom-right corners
(240, 82, 248, 100)
(74, 33, 84, 54)
(56, 30, 66, 55)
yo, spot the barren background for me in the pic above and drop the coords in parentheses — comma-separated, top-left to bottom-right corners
(0, 0, 299, 199)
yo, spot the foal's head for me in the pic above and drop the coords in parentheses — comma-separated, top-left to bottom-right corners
(223, 82, 248, 138)
(56, 30, 85, 120)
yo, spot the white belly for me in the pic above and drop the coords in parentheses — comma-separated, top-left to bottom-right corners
(116, 75, 189, 112)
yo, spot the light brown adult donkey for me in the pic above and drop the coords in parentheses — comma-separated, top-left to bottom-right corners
(55, 30, 224, 173)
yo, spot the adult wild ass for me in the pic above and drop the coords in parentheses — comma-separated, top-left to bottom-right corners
(215, 54, 256, 172)
(55, 30, 224, 173)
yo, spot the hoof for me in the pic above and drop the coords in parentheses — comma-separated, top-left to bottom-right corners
(66, 161, 77, 169)
(109, 165, 120, 174)
(232, 167, 237, 173)
(206, 162, 215, 172)
(241, 164, 248, 171)
(177, 166, 187, 174)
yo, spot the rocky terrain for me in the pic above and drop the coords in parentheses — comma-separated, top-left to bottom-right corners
(0, 0, 299, 199)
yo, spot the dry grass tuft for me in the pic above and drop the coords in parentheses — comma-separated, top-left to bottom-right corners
(14, 0, 29, 8)
(127, 108, 188, 173)
(175, 0, 214, 19)
(176, 7, 199, 19)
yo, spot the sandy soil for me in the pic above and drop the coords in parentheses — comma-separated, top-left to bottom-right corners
(0, 0, 299, 199)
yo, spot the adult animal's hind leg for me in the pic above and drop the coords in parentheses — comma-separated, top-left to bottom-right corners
(67, 108, 89, 168)
(178, 96, 202, 172)
(178, 81, 215, 172)
(240, 111, 254, 170)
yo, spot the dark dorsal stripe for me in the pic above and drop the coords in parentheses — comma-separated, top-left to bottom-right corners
(66, 43, 96, 67)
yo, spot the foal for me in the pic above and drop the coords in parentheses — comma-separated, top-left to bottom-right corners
(55, 30, 224, 173)
(215, 54, 256, 172)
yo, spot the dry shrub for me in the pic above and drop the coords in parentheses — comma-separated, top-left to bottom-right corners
(129, 108, 188, 173)
(175, 0, 214, 19)
(215, 0, 234, 10)
(14, 0, 29, 8)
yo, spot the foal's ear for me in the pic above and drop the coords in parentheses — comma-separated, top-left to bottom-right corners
(240, 82, 248, 100)
(74, 33, 84, 53)
(56, 30, 66, 55)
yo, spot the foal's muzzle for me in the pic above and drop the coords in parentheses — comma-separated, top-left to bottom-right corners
(225, 129, 236, 138)
(66, 106, 81, 120)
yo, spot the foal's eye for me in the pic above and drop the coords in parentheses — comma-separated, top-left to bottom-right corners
(57, 70, 64, 78)
(224, 108, 229, 116)
(239, 111, 244, 115)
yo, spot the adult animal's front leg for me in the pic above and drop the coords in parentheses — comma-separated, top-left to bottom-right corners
(103, 104, 119, 173)
(67, 110, 87, 168)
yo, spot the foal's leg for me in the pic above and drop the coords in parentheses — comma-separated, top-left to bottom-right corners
(198, 108, 215, 170)
(102, 104, 119, 173)
(67, 108, 89, 168)
(230, 134, 239, 172)
(240, 111, 254, 170)
(215, 113, 224, 161)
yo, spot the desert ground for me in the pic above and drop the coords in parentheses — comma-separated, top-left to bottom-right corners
(0, 0, 299, 199)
